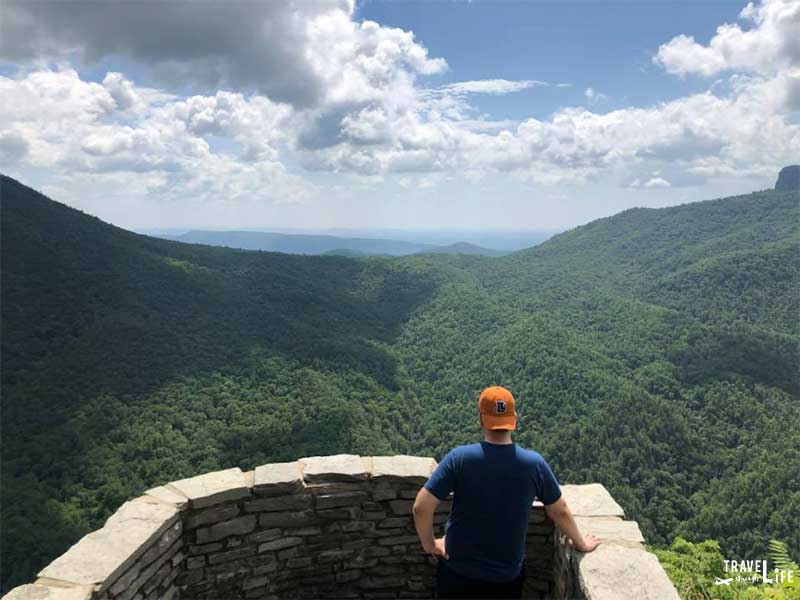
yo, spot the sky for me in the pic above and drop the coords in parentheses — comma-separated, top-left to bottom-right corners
(0, 0, 798, 231)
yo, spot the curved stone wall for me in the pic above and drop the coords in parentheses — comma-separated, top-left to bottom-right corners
(5, 454, 680, 600)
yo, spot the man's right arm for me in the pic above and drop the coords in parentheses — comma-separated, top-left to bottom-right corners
(544, 497, 601, 553)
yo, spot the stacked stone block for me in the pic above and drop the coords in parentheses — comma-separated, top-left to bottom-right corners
(174, 455, 447, 599)
(5, 454, 680, 600)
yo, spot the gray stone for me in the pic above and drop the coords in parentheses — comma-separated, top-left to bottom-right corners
(38, 497, 179, 590)
(187, 556, 205, 569)
(3, 584, 93, 600)
(388, 500, 414, 515)
(186, 504, 240, 529)
(575, 544, 680, 600)
(529, 508, 547, 523)
(317, 506, 362, 520)
(187, 542, 223, 556)
(258, 509, 317, 528)
(248, 528, 282, 543)
(435, 501, 452, 513)
(243, 576, 269, 591)
(115, 538, 182, 600)
(167, 468, 250, 509)
(207, 547, 256, 565)
(372, 486, 397, 501)
(370, 456, 436, 484)
(573, 517, 645, 545)
(253, 461, 304, 495)
(366, 565, 405, 576)
(252, 558, 279, 576)
(335, 569, 362, 583)
(344, 557, 379, 569)
(560, 484, 624, 517)
(358, 576, 406, 589)
(284, 526, 321, 536)
(361, 546, 392, 558)
(195, 515, 256, 544)
(373, 527, 406, 538)
(286, 557, 313, 568)
(318, 549, 354, 564)
(207, 562, 249, 579)
(377, 517, 410, 529)
(277, 546, 302, 560)
(244, 493, 312, 513)
(176, 569, 204, 586)
(380, 555, 427, 564)
(342, 538, 373, 550)
(257, 536, 302, 552)
(364, 510, 388, 520)
(377, 535, 420, 546)
(299, 454, 369, 483)
(341, 521, 375, 533)
(316, 491, 368, 509)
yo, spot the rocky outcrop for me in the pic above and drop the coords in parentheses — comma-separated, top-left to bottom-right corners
(775, 165, 800, 191)
(4, 454, 679, 600)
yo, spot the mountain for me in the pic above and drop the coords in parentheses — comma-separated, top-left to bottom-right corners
(1, 174, 798, 591)
(774, 164, 799, 191)
(419, 242, 508, 256)
(160, 229, 438, 256)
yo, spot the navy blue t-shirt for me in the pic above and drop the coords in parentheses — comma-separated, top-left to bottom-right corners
(424, 441, 562, 582)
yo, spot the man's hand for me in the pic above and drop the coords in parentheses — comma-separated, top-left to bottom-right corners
(572, 533, 602, 553)
(545, 497, 603, 553)
(423, 536, 449, 562)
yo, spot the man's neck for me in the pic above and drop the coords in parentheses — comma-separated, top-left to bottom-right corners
(483, 431, 513, 445)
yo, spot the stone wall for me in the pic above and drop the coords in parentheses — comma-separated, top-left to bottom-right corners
(5, 454, 680, 600)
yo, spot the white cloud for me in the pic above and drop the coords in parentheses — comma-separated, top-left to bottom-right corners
(0, 0, 797, 223)
(0, 69, 313, 205)
(584, 87, 609, 104)
(439, 79, 560, 95)
(630, 176, 672, 188)
(654, 0, 800, 77)
(0, 0, 445, 110)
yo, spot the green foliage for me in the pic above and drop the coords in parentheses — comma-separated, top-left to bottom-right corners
(654, 537, 800, 600)
(1, 175, 798, 592)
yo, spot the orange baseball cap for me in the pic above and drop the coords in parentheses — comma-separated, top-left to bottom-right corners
(478, 386, 517, 430)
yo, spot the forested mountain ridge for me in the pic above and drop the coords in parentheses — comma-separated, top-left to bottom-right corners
(1, 174, 798, 592)
(162, 229, 439, 256)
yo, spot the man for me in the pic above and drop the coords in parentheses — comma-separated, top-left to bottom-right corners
(412, 386, 601, 599)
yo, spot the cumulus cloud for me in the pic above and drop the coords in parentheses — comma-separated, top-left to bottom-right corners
(0, 69, 311, 205)
(0, 0, 445, 110)
(654, 0, 800, 77)
(0, 0, 797, 215)
(629, 176, 672, 188)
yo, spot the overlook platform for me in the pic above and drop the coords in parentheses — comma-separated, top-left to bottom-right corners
(6, 454, 680, 600)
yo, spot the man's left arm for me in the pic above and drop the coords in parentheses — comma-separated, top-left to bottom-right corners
(413, 487, 448, 561)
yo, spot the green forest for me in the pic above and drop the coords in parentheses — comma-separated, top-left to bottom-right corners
(1, 174, 798, 595)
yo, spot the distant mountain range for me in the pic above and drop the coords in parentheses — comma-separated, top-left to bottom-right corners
(155, 230, 516, 256)
(419, 241, 507, 256)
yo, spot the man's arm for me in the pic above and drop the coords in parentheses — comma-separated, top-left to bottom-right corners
(544, 497, 601, 552)
(413, 487, 449, 560)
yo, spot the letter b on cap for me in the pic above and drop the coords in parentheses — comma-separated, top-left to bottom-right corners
(496, 400, 506, 413)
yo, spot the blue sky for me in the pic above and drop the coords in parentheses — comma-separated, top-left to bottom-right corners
(359, 0, 735, 113)
(0, 0, 797, 231)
